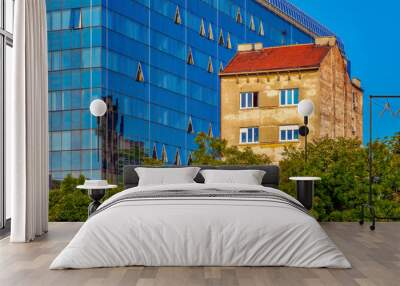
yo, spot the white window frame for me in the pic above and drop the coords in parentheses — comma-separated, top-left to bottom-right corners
(240, 92, 258, 109)
(240, 127, 259, 144)
(279, 125, 300, 142)
(279, 88, 299, 106)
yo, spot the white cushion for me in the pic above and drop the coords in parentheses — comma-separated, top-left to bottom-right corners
(200, 169, 266, 185)
(135, 167, 201, 186)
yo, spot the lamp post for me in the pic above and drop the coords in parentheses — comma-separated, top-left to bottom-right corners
(89, 99, 107, 164)
(298, 99, 314, 162)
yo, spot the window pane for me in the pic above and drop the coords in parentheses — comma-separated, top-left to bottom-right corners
(71, 90, 81, 109)
(62, 10, 71, 29)
(287, 90, 293, 105)
(63, 111, 72, 129)
(51, 152, 62, 170)
(241, 130, 247, 143)
(62, 131, 71, 150)
(51, 132, 62, 151)
(247, 93, 253, 108)
(294, 89, 299, 104)
(248, 128, 253, 142)
(63, 91, 71, 109)
(294, 129, 299, 140)
(52, 11, 61, 30)
(62, 151, 72, 170)
(240, 93, 246, 108)
(52, 51, 61, 70)
(71, 151, 81, 170)
(288, 129, 293, 140)
(71, 130, 81, 149)
(253, 92, 258, 107)
(280, 130, 286, 141)
(280, 90, 286, 105)
(254, 128, 259, 142)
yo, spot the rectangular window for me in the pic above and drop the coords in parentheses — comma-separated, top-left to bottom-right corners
(240, 92, 259, 109)
(279, 89, 299, 106)
(240, 127, 259, 144)
(279, 126, 299, 142)
(71, 8, 82, 29)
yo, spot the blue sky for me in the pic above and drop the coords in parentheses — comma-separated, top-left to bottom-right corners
(289, 0, 400, 142)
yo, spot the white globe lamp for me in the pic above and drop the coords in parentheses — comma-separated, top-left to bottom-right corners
(297, 99, 314, 163)
(90, 99, 107, 117)
(298, 99, 314, 117)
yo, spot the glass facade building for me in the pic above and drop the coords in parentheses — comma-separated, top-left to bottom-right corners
(46, 0, 340, 182)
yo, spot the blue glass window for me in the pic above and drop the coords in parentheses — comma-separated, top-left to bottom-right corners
(71, 130, 81, 149)
(280, 126, 299, 142)
(71, 9, 82, 29)
(280, 130, 286, 141)
(50, 112, 62, 131)
(52, 51, 61, 70)
(82, 150, 92, 169)
(240, 92, 258, 109)
(287, 90, 293, 105)
(293, 88, 299, 104)
(62, 131, 71, 150)
(240, 127, 259, 143)
(63, 111, 72, 129)
(287, 129, 293, 140)
(81, 110, 91, 129)
(280, 89, 299, 106)
(62, 151, 72, 170)
(71, 110, 81, 129)
(63, 91, 71, 109)
(294, 129, 299, 140)
(241, 130, 247, 143)
(51, 132, 62, 151)
(254, 128, 259, 143)
(71, 151, 81, 170)
(61, 10, 71, 30)
(51, 11, 61, 30)
(51, 152, 62, 170)
(248, 128, 253, 142)
(71, 91, 81, 109)
(240, 93, 246, 108)
(280, 90, 286, 105)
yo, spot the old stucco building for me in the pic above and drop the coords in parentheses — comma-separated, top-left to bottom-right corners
(219, 37, 363, 162)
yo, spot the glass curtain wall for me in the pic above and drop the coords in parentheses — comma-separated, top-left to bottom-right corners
(0, 0, 14, 230)
(47, 0, 314, 184)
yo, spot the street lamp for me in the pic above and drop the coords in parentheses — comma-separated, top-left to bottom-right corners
(90, 99, 107, 117)
(90, 99, 107, 163)
(298, 99, 314, 162)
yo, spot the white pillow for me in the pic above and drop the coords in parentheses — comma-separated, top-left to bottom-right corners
(200, 169, 266, 185)
(135, 167, 200, 186)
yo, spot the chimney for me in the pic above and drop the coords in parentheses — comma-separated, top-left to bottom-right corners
(238, 42, 263, 52)
(351, 78, 362, 89)
(315, 36, 336, 47)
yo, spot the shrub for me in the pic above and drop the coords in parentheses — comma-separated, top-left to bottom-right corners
(280, 137, 400, 221)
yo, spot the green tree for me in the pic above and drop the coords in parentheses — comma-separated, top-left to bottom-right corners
(279, 137, 400, 221)
(192, 132, 271, 165)
(49, 174, 123, 222)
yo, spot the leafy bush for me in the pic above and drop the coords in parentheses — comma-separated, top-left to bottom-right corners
(49, 134, 400, 222)
(49, 174, 123, 222)
(280, 137, 400, 221)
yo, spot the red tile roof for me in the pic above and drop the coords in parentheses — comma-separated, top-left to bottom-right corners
(221, 44, 331, 74)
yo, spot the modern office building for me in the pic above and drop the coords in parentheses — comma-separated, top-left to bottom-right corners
(46, 0, 345, 181)
(220, 39, 363, 162)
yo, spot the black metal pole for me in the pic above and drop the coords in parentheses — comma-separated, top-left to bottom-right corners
(304, 116, 308, 163)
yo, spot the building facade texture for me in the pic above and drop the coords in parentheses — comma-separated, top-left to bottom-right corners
(220, 38, 363, 162)
(46, 0, 342, 181)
